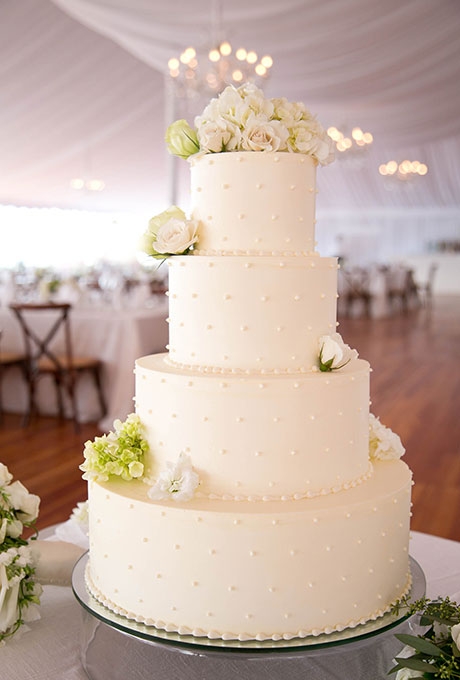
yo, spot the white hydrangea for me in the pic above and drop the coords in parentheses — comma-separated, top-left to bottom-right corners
(369, 414, 405, 461)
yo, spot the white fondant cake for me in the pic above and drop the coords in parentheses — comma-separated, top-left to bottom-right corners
(84, 85, 412, 642)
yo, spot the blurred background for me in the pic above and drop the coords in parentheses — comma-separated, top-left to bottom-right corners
(1, 0, 459, 282)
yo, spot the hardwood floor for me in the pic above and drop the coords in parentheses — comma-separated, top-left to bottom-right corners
(339, 294, 460, 542)
(1, 294, 459, 541)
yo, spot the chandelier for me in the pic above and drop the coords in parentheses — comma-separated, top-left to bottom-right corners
(379, 159, 428, 181)
(327, 126, 374, 156)
(167, 42, 273, 101)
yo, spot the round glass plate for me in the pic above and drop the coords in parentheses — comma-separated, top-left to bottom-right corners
(72, 553, 425, 653)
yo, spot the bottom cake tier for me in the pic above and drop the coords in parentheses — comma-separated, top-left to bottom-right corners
(86, 459, 412, 642)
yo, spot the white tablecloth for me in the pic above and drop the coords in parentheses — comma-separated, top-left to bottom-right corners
(0, 301, 168, 431)
(1, 531, 459, 680)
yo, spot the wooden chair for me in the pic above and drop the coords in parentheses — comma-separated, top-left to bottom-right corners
(338, 267, 373, 317)
(416, 263, 438, 306)
(9, 303, 106, 431)
(0, 330, 27, 424)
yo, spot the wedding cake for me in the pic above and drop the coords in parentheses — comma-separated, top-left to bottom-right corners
(82, 84, 412, 641)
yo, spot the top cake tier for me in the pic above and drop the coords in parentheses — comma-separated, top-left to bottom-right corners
(190, 152, 318, 255)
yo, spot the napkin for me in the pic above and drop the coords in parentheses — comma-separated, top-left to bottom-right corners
(31, 540, 86, 587)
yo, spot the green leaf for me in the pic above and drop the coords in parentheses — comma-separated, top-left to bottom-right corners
(395, 633, 443, 656)
(394, 657, 437, 673)
(387, 663, 402, 675)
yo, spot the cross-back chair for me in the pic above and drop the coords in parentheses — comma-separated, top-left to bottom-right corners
(0, 330, 27, 424)
(9, 302, 106, 431)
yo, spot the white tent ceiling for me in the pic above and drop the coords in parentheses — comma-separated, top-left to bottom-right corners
(1, 0, 460, 220)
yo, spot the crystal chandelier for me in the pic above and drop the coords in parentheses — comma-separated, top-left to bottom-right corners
(167, 42, 273, 101)
(379, 159, 428, 180)
(327, 126, 374, 156)
(379, 159, 428, 190)
(167, 0, 273, 104)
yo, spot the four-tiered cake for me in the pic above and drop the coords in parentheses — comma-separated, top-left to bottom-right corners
(83, 84, 412, 641)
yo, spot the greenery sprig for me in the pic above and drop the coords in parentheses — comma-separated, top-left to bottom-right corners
(389, 595, 460, 678)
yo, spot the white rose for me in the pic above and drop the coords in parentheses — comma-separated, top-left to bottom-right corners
(451, 622, 460, 650)
(141, 207, 199, 259)
(6, 480, 40, 523)
(272, 97, 306, 125)
(0, 463, 12, 487)
(319, 335, 344, 366)
(197, 117, 241, 153)
(196, 86, 241, 127)
(241, 118, 289, 152)
(287, 120, 335, 165)
(318, 333, 358, 371)
(239, 85, 274, 120)
(154, 218, 198, 255)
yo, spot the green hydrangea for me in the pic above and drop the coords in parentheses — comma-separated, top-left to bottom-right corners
(80, 414, 148, 483)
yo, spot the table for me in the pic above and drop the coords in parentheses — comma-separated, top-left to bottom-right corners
(1, 531, 459, 680)
(0, 300, 168, 431)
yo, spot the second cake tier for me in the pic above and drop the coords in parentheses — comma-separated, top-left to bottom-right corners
(135, 354, 371, 500)
(167, 254, 338, 372)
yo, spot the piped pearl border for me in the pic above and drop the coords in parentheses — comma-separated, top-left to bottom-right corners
(85, 563, 412, 642)
(164, 356, 320, 376)
(192, 249, 318, 258)
(195, 461, 374, 502)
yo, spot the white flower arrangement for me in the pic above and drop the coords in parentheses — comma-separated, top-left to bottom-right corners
(148, 453, 199, 502)
(80, 414, 148, 483)
(369, 413, 405, 461)
(318, 333, 358, 372)
(0, 464, 41, 643)
(70, 500, 89, 532)
(165, 83, 334, 166)
(140, 206, 199, 260)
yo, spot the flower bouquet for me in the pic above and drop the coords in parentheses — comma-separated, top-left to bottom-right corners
(0, 463, 41, 642)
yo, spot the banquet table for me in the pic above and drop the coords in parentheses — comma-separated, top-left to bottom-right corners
(1, 531, 459, 680)
(0, 299, 168, 431)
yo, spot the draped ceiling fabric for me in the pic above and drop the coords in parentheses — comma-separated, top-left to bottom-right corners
(1, 0, 460, 259)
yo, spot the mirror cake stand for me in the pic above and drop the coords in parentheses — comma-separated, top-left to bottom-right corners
(72, 554, 425, 680)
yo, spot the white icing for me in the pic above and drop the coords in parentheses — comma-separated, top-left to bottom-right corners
(191, 152, 317, 254)
(167, 255, 338, 372)
(87, 461, 413, 640)
(135, 355, 371, 500)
